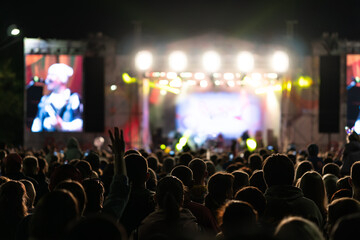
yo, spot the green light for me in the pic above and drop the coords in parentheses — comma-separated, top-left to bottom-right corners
(33, 76, 39, 82)
(160, 144, 166, 150)
(246, 138, 257, 151)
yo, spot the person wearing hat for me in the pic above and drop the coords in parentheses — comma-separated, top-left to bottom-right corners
(31, 63, 83, 132)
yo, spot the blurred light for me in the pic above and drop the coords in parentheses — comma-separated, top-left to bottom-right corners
(160, 144, 166, 150)
(286, 81, 292, 91)
(176, 143, 183, 151)
(194, 72, 205, 80)
(237, 51, 254, 72)
(213, 73, 222, 78)
(33, 76, 39, 82)
(186, 80, 197, 86)
(122, 73, 136, 84)
(169, 77, 182, 88)
(11, 28, 20, 36)
(135, 50, 153, 71)
(110, 85, 117, 91)
(169, 51, 187, 71)
(298, 76, 312, 88)
(7, 24, 20, 36)
(158, 79, 169, 85)
(214, 80, 222, 86)
(224, 73, 235, 80)
(149, 81, 181, 94)
(180, 72, 192, 78)
(166, 72, 177, 79)
(246, 138, 257, 151)
(151, 72, 162, 77)
(271, 51, 289, 72)
(160, 89, 167, 96)
(200, 80, 208, 88)
(227, 80, 235, 87)
(202, 51, 221, 72)
(266, 73, 278, 79)
(251, 73, 262, 81)
(250, 73, 262, 87)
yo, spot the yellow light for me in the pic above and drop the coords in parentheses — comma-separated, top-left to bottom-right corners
(286, 81, 292, 91)
(246, 138, 257, 151)
(176, 143, 183, 151)
(298, 76, 312, 88)
(160, 144, 166, 150)
(122, 73, 136, 84)
(273, 84, 282, 91)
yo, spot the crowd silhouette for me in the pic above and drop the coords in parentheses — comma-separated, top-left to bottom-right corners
(1, 127, 360, 239)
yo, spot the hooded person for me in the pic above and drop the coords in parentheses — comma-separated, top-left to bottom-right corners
(64, 137, 83, 162)
(31, 63, 83, 132)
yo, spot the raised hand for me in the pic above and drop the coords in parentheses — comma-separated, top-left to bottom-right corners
(108, 127, 126, 176)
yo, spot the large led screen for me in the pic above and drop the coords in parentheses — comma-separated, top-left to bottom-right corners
(25, 55, 84, 132)
(346, 54, 360, 134)
(176, 92, 262, 140)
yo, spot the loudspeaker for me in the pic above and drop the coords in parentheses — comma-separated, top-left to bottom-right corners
(319, 56, 340, 133)
(83, 57, 105, 132)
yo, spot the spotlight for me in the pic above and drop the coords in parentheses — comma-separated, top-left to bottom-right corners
(202, 51, 221, 72)
(7, 24, 20, 36)
(271, 51, 289, 73)
(237, 51, 254, 72)
(200, 80, 208, 88)
(169, 51, 187, 71)
(135, 50, 153, 71)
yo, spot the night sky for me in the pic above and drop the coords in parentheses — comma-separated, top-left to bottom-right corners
(1, 0, 360, 45)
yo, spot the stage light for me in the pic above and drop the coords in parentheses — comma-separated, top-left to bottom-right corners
(202, 51, 221, 72)
(110, 85, 117, 91)
(180, 72, 192, 78)
(286, 81, 292, 91)
(266, 73, 278, 79)
(250, 73, 262, 87)
(194, 72, 205, 80)
(169, 77, 182, 88)
(158, 79, 169, 85)
(166, 72, 177, 79)
(237, 51, 254, 72)
(224, 73, 234, 80)
(214, 80, 222, 86)
(160, 89, 167, 96)
(160, 144, 166, 150)
(122, 73, 136, 84)
(7, 24, 20, 36)
(135, 50, 153, 71)
(297, 76, 312, 88)
(271, 51, 289, 72)
(246, 138, 257, 151)
(213, 73, 222, 78)
(227, 80, 235, 87)
(186, 80, 197, 86)
(169, 51, 187, 71)
(200, 80, 208, 88)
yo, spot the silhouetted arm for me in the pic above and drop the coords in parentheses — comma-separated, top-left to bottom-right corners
(103, 127, 129, 219)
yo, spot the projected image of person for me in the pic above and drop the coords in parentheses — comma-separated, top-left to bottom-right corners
(31, 63, 83, 132)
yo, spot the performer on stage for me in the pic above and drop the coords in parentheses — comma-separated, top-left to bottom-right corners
(31, 63, 83, 132)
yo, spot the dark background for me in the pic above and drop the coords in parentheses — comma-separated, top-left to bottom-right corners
(1, 0, 360, 146)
